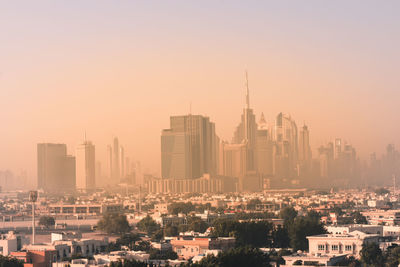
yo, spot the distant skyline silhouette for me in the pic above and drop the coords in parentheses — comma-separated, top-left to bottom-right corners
(1, 1, 400, 178)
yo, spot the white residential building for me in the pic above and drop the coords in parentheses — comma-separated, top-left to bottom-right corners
(307, 231, 380, 258)
(0, 231, 29, 256)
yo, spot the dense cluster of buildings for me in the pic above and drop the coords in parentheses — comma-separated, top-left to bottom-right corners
(2, 187, 400, 266)
(30, 78, 400, 194)
(36, 137, 144, 193)
(154, 84, 399, 193)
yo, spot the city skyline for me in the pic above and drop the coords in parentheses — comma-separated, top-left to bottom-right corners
(2, 1, 400, 180)
(2, 84, 400, 183)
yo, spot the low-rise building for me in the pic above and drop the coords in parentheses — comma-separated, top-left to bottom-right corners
(171, 237, 235, 260)
(362, 210, 400, 226)
(0, 231, 29, 256)
(307, 231, 380, 258)
(11, 249, 58, 267)
(283, 253, 347, 266)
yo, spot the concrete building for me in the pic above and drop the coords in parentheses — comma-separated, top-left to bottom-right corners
(147, 174, 237, 194)
(307, 231, 380, 258)
(283, 253, 346, 266)
(219, 142, 247, 179)
(362, 209, 400, 225)
(326, 225, 383, 235)
(171, 236, 235, 260)
(273, 113, 298, 179)
(11, 248, 58, 267)
(298, 124, 312, 177)
(256, 114, 274, 177)
(37, 143, 75, 192)
(112, 138, 120, 183)
(0, 231, 29, 256)
(75, 141, 95, 191)
(161, 115, 218, 180)
(48, 203, 123, 216)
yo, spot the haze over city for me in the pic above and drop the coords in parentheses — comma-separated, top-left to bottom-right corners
(3, 2, 400, 267)
(2, 1, 400, 183)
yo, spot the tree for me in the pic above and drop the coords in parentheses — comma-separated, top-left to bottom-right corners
(247, 198, 262, 210)
(97, 213, 131, 235)
(211, 218, 237, 238)
(212, 219, 273, 248)
(385, 245, 400, 266)
(39, 216, 55, 229)
(149, 248, 178, 260)
(150, 229, 163, 242)
(131, 241, 151, 252)
(234, 221, 273, 248)
(164, 224, 179, 237)
(272, 225, 290, 248)
(375, 188, 390, 195)
(288, 212, 326, 251)
(116, 233, 141, 249)
(187, 216, 208, 233)
(188, 247, 270, 267)
(279, 207, 298, 226)
(360, 242, 384, 266)
(109, 259, 147, 267)
(0, 255, 23, 267)
(352, 211, 368, 224)
(168, 202, 195, 215)
(136, 215, 160, 236)
(332, 207, 344, 216)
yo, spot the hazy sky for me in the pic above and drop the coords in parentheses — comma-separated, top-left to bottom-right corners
(1, 1, 400, 178)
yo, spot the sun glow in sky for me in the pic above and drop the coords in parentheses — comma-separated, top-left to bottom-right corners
(1, 1, 400, 178)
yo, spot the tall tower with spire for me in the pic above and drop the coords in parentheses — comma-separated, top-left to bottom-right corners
(232, 71, 258, 172)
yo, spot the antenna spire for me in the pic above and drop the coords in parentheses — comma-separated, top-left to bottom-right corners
(245, 70, 250, 109)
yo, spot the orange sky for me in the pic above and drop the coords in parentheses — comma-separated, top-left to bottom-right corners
(1, 1, 400, 179)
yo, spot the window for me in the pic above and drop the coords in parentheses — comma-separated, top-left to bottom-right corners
(332, 245, 339, 251)
(318, 244, 325, 251)
(345, 245, 352, 251)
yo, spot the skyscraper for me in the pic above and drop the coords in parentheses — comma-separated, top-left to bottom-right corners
(256, 113, 274, 176)
(273, 112, 298, 178)
(37, 143, 75, 192)
(112, 137, 120, 183)
(232, 72, 258, 172)
(75, 141, 96, 191)
(161, 114, 218, 179)
(298, 124, 312, 177)
(120, 145, 125, 180)
(107, 145, 112, 181)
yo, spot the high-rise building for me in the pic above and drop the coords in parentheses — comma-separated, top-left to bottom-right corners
(120, 146, 125, 180)
(161, 114, 218, 179)
(298, 124, 312, 177)
(273, 113, 298, 178)
(298, 124, 311, 163)
(318, 143, 333, 178)
(107, 145, 112, 181)
(112, 137, 120, 183)
(37, 143, 75, 192)
(334, 138, 342, 160)
(256, 113, 274, 176)
(219, 141, 247, 178)
(232, 74, 258, 172)
(75, 141, 96, 191)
